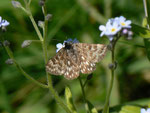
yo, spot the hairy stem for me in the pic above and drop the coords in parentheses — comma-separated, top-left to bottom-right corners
(41, 4, 72, 113)
(3, 45, 48, 88)
(102, 37, 119, 113)
(102, 48, 115, 113)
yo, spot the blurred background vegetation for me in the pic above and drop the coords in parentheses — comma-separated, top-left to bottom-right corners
(0, 0, 150, 113)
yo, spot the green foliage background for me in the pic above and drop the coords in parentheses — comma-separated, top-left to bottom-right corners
(0, 0, 150, 113)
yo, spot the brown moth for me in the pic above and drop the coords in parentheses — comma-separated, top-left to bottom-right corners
(46, 41, 107, 80)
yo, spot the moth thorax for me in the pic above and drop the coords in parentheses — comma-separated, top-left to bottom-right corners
(65, 42, 73, 49)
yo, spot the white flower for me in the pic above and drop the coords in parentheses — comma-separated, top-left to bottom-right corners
(99, 25, 106, 37)
(0, 16, 10, 27)
(99, 21, 112, 37)
(56, 38, 79, 52)
(105, 21, 121, 36)
(99, 20, 121, 38)
(99, 16, 132, 40)
(141, 108, 150, 113)
(116, 16, 131, 28)
(56, 43, 65, 53)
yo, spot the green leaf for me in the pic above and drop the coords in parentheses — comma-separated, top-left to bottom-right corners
(131, 24, 150, 38)
(65, 86, 77, 113)
(142, 17, 150, 61)
(87, 101, 98, 113)
(119, 105, 141, 113)
(142, 17, 148, 27)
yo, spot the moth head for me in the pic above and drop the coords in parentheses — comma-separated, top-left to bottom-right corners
(64, 42, 73, 49)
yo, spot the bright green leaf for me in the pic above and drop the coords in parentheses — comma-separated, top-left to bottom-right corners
(119, 105, 141, 113)
(131, 24, 150, 38)
(87, 101, 98, 113)
(142, 17, 150, 61)
(65, 86, 77, 113)
(142, 17, 148, 27)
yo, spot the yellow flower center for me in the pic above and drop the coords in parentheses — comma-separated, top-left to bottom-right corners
(111, 28, 116, 32)
(121, 22, 125, 26)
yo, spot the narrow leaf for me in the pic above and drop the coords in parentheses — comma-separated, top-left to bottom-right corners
(142, 17, 148, 27)
(131, 24, 150, 38)
(87, 100, 98, 113)
(119, 105, 141, 113)
(144, 39, 150, 61)
(65, 86, 77, 113)
(142, 17, 150, 61)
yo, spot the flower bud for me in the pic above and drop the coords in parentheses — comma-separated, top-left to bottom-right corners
(2, 26, 7, 32)
(126, 31, 133, 40)
(128, 31, 133, 36)
(21, 40, 32, 48)
(87, 73, 93, 80)
(107, 43, 113, 51)
(39, 0, 45, 6)
(122, 28, 128, 35)
(45, 14, 52, 21)
(12, 0, 22, 8)
(38, 21, 44, 29)
(3, 40, 10, 46)
(108, 61, 117, 70)
(5, 59, 14, 65)
(126, 36, 132, 40)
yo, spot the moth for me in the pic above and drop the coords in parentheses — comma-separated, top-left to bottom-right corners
(46, 40, 107, 80)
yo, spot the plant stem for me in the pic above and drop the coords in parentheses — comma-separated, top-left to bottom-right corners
(78, 76, 90, 113)
(3, 45, 48, 89)
(47, 75, 72, 113)
(41, 4, 72, 113)
(102, 37, 118, 113)
(24, 0, 43, 41)
(102, 48, 115, 113)
(28, 12, 43, 41)
(143, 0, 149, 28)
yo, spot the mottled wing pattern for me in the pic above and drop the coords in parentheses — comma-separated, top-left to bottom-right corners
(63, 48, 80, 80)
(64, 57, 80, 80)
(46, 42, 107, 80)
(72, 43, 107, 74)
(46, 46, 80, 80)
(46, 49, 67, 75)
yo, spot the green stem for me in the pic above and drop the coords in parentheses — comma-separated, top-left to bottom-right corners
(102, 36, 119, 113)
(143, 0, 149, 28)
(47, 75, 72, 113)
(3, 45, 48, 89)
(102, 48, 115, 113)
(28, 12, 43, 41)
(23, 0, 43, 41)
(41, 4, 72, 113)
(78, 76, 90, 113)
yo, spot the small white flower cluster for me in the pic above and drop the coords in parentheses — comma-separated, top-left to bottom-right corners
(56, 38, 79, 53)
(99, 16, 132, 41)
(0, 16, 9, 28)
(141, 108, 150, 113)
